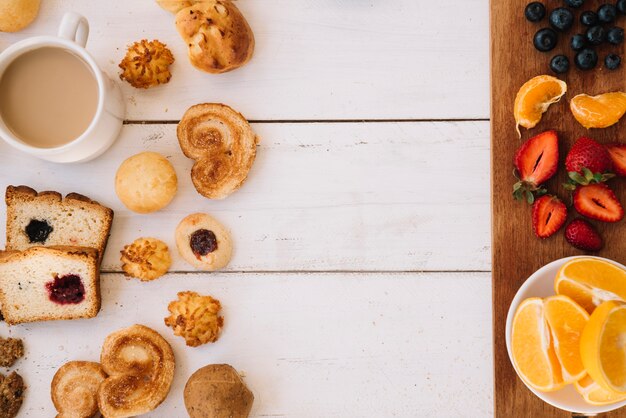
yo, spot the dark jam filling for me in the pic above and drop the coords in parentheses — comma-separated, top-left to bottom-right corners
(190, 229, 218, 258)
(25, 219, 53, 243)
(45, 274, 85, 305)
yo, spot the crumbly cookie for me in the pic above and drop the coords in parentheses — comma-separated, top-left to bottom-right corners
(119, 39, 175, 89)
(0, 338, 23, 367)
(0, 372, 24, 418)
(175, 213, 233, 271)
(0, 0, 40, 32)
(175, 0, 254, 73)
(121, 237, 172, 281)
(164, 291, 224, 347)
(115, 152, 178, 214)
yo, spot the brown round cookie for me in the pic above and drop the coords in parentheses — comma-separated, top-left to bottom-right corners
(175, 213, 232, 271)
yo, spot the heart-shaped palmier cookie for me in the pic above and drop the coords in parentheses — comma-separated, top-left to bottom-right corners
(52, 361, 107, 418)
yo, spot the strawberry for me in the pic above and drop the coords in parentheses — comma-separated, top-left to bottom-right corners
(565, 219, 603, 252)
(532, 195, 568, 239)
(573, 183, 624, 223)
(564, 137, 614, 187)
(513, 130, 559, 203)
(606, 143, 626, 177)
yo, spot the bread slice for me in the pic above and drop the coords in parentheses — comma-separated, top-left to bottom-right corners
(0, 246, 100, 324)
(5, 186, 114, 263)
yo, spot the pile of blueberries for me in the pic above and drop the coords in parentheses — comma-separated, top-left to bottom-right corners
(525, 0, 625, 73)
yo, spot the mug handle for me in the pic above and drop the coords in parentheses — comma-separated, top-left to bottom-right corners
(57, 12, 89, 47)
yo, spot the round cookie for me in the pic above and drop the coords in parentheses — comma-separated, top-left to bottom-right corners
(175, 213, 232, 271)
(0, 0, 40, 33)
(115, 152, 178, 213)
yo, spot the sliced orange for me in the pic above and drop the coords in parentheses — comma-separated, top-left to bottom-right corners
(514, 75, 567, 135)
(511, 298, 564, 391)
(570, 92, 626, 129)
(581, 300, 626, 393)
(555, 257, 626, 314)
(575, 374, 626, 405)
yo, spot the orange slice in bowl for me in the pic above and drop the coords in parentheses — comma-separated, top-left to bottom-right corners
(570, 92, 626, 129)
(575, 374, 626, 406)
(514, 75, 567, 135)
(555, 258, 626, 314)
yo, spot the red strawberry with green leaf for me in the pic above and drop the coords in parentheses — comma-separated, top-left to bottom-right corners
(532, 195, 568, 238)
(564, 137, 614, 189)
(606, 143, 626, 177)
(513, 130, 559, 204)
(564, 219, 603, 252)
(573, 183, 624, 223)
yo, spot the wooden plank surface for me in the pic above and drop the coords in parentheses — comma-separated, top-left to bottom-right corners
(0, 0, 489, 121)
(491, 1, 626, 416)
(3, 272, 493, 417)
(0, 122, 491, 272)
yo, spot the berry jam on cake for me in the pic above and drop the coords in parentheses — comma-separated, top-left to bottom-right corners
(46, 274, 85, 305)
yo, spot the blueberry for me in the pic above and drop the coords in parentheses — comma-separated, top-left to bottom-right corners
(607, 27, 624, 45)
(549, 7, 574, 31)
(565, 0, 584, 7)
(571, 34, 586, 50)
(25, 219, 53, 243)
(525, 2, 546, 22)
(580, 10, 599, 26)
(550, 55, 570, 73)
(605, 53, 621, 69)
(575, 48, 598, 70)
(618, 0, 626, 15)
(586, 25, 606, 45)
(598, 4, 617, 23)
(534, 28, 559, 51)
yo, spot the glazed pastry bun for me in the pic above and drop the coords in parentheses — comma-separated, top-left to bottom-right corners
(51, 361, 107, 418)
(177, 103, 257, 200)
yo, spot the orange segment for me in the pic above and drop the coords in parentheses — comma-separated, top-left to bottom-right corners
(575, 374, 626, 406)
(581, 300, 626, 393)
(511, 298, 564, 391)
(543, 295, 589, 383)
(555, 258, 626, 314)
(570, 92, 626, 129)
(514, 75, 567, 135)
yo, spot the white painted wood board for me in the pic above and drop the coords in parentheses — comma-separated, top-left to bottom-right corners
(0, 121, 491, 272)
(2, 272, 493, 417)
(0, 0, 489, 121)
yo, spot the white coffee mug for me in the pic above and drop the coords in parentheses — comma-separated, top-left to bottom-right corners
(0, 12, 125, 163)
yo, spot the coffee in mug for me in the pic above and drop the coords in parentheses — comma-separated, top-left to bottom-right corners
(0, 47, 99, 148)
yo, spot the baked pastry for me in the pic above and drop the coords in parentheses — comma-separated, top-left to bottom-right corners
(120, 238, 172, 281)
(119, 39, 175, 89)
(5, 185, 114, 263)
(115, 152, 178, 213)
(0, 0, 40, 32)
(51, 361, 107, 418)
(0, 371, 24, 418)
(156, 0, 194, 13)
(175, 213, 233, 270)
(98, 325, 175, 418)
(0, 246, 100, 324)
(0, 337, 23, 367)
(164, 291, 224, 347)
(184, 364, 254, 418)
(175, 0, 254, 73)
(177, 103, 257, 199)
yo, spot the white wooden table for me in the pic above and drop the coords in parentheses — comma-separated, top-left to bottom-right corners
(0, 1, 493, 416)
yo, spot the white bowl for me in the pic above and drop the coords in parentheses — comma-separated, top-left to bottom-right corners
(505, 256, 626, 414)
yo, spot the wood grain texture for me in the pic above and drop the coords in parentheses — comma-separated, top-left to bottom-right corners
(491, 1, 626, 417)
(0, 122, 491, 272)
(3, 272, 493, 417)
(0, 0, 489, 121)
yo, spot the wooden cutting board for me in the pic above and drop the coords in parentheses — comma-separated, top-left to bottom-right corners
(491, 1, 626, 417)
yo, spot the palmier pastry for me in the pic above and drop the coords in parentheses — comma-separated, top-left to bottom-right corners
(51, 361, 107, 418)
(175, 1, 254, 73)
(177, 103, 257, 199)
(165, 291, 224, 346)
(175, 213, 233, 271)
(97, 325, 175, 418)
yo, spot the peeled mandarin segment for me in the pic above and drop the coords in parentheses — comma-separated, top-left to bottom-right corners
(571, 92, 626, 129)
(514, 75, 567, 133)
(543, 295, 589, 384)
(581, 300, 626, 394)
(575, 374, 626, 406)
(512, 298, 564, 392)
(555, 258, 626, 312)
